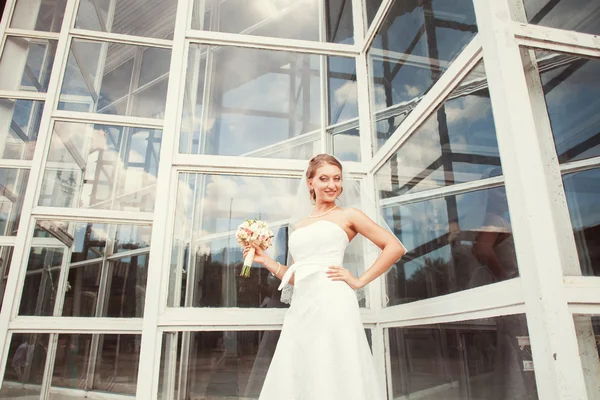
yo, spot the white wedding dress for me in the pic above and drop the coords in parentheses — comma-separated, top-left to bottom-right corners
(258, 220, 385, 400)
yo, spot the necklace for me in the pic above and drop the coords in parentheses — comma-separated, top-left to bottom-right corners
(309, 204, 338, 218)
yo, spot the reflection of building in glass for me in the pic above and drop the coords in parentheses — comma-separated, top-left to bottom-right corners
(0, 0, 599, 399)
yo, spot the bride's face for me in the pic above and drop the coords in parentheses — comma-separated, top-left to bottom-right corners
(309, 163, 342, 203)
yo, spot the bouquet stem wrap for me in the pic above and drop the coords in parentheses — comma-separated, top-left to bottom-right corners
(241, 245, 256, 278)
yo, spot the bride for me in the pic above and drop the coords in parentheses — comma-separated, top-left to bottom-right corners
(244, 154, 406, 399)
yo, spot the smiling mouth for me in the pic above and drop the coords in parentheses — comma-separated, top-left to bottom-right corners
(325, 191, 336, 195)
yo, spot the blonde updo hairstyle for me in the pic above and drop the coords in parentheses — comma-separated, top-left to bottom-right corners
(306, 154, 344, 202)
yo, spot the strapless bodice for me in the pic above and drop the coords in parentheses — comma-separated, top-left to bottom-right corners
(278, 220, 349, 290)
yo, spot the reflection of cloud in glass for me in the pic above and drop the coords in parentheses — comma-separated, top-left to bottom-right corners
(42, 122, 160, 211)
(176, 174, 298, 237)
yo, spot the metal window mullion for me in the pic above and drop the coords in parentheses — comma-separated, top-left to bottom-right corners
(380, 175, 505, 208)
(160, 331, 178, 400)
(362, 0, 394, 54)
(91, 41, 109, 114)
(182, 173, 207, 309)
(108, 118, 133, 212)
(39, 333, 59, 400)
(382, 327, 393, 400)
(69, 29, 173, 49)
(52, 110, 164, 129)
(513, 22, 600, 59)
(136, 0, 192, 396)
(103, 0, 116, 33)
(86, 333, 101, 391)
(356, 51, 374, 162)
(0, 90, 46, 100)
(186, 29, 360, 57)
(50, 243, 73, 318)
(473, 0, 590, 398)
(0, 0, 18, 50)
(96, 228, 116, 319)
(560, 155, 600, 175)
(32, 206, 154, 223)
(124, 47, 142, 115)
(4, 28, 60, 40)
(70, 39, 100, 103)
(351, 0, 367, 45)
(0, 0, 79, 385)
(320, 54, 329, 153)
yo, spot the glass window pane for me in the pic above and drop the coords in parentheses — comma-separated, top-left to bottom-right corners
(535, 51, 600, 164)
(330, 125, 360, 162)
(20, 220, 150, 317)
(169, 173, 299, 308)
(19, 246, 64, 316)
(75, 0, 177, 39)
(93, 334, 140, 394)
(52, 334, 93, 392)
(39, 121, 162, 212)
(159, 330, 282, 399)
(192, 0, 353, 44)
(376, 62, 500, 197)
(105, 254, 149, 318)
(0, 37, 58, 92)
(369, 0, 478, 150)
(0, 333, 50, 399)
(381, 186, 517, 306)
(0, 98, 43, 160)
(10, 0, 67, 32)
(387, 315, 538, 399)
(366, 0, 384, 27)
(58, 39, 171, 118)
(563, 168, 600, 276)
(0, 247, 15, 314)
(524, 0, 600, 36)
(328, 56, 358, 125)
(51, 334, 140, 397)
(0, 168, 30, 236)
(180, 44, 329, 158)
(180, 44, 333, 158)
(573, 314, 600, 399)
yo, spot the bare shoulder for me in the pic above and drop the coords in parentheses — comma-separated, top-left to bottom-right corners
(340, 207, 371, 228)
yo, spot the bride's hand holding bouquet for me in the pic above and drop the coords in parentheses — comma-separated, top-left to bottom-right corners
(242, 242, 269, 266)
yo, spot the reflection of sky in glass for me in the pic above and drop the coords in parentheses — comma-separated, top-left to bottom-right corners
(376, 62, 500, 197)
(176, 173, 298, 237)
(76, 0, 176, 39)
(59, 40, 170, 118)
(369, 0, 477, 149)
(1, 99, 42, 160)
(524, 0, 600, 35)
(41, 122, 162, 212)
(538, 53, 600, 163)
(181, 45, 357, 158)
(193, 0, 353, 44)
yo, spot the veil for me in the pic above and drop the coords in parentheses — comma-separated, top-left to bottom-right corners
(279, 155, 404, 305)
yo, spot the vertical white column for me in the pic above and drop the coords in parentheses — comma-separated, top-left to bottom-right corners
(135, 0, 191, 397)
(0, 0, 78, 386)
(473, 0, 589, 398)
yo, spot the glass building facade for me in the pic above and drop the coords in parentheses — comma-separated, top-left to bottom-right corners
(0, 0, 598, 399)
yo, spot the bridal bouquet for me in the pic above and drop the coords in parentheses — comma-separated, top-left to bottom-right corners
(236, 219, 274, 278)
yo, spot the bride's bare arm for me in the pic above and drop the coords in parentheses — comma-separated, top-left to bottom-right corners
(328, 208, 405, 289)
(243, 244, 294, 285)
